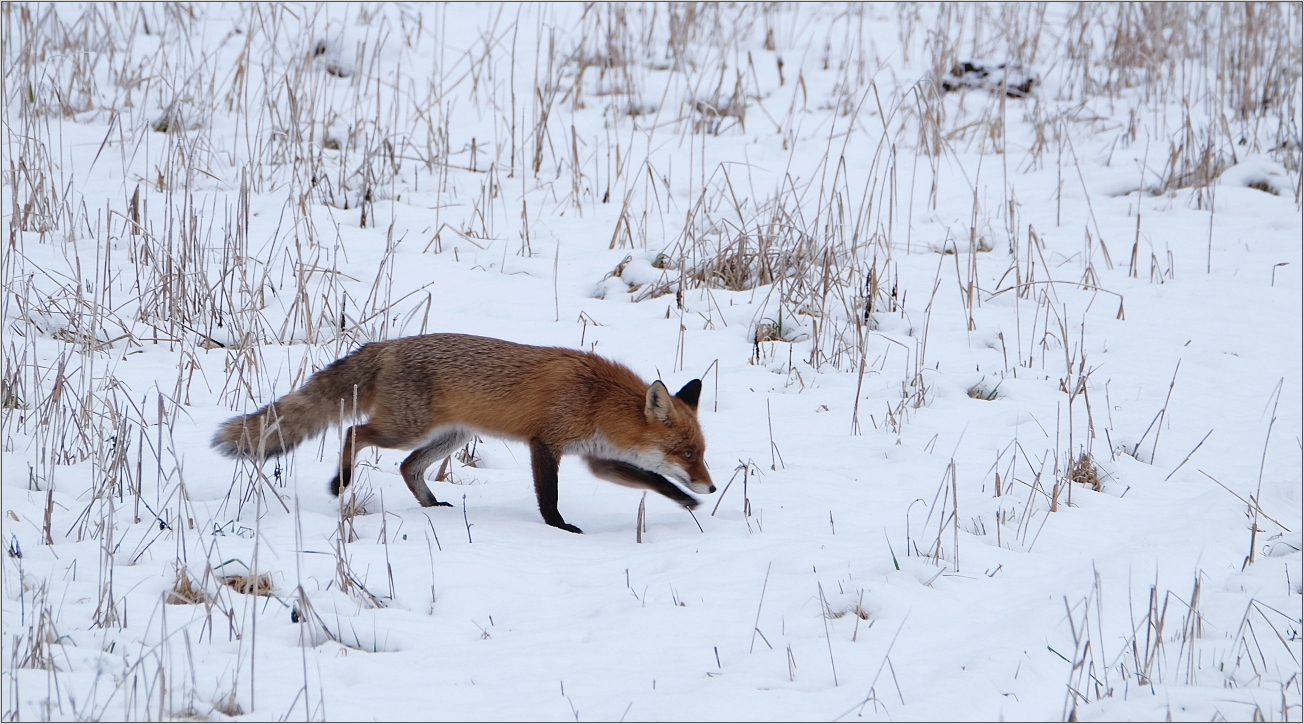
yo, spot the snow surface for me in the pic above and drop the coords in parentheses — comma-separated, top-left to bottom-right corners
(2, 4, 1301, 722)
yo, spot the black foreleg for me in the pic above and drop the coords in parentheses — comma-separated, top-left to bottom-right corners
(585, 458, 700, 509)
(530, 439, 582, 533)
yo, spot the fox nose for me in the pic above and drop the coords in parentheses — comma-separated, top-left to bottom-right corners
(707, 484, 716, 493)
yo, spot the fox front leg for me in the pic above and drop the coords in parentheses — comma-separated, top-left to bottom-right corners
(585, 458, 700, 509)
(529, 439, 582, 534)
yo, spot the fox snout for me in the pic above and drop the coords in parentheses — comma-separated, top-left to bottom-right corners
(688, 479, 716, 495)
(672, 456, 714, 495)
(682, 459, 715, 494)
(655, 458, 714, 495)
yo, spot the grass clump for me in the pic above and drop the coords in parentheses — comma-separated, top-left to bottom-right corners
(220, 573, 273, 597)
(1068, 451, 1101, 492)
(166, 567, 211, 605)
(967, 379, 1002, 401)
(1247, 179, 1279, 195)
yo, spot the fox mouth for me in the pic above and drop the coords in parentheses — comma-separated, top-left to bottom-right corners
(686, 480, 715, 495)
(665, 468, 714, 495)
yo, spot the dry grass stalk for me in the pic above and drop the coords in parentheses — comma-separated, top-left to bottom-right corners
(14, 581, 61, 672)
(338, 487, 372, 525)
(635, 492, 647, 543)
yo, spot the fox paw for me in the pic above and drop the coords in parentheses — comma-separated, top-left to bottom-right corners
(550, 521, 583, 534)
(422, 499, 454, 508)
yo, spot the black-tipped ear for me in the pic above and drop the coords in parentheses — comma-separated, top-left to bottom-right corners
(674, 379, 702, 411)
(645, 381, 675, 423)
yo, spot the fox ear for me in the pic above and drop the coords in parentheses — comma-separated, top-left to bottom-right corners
(645, 381, 675, 424)
(674, 379, 702, 411)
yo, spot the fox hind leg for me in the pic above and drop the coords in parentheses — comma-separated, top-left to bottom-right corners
(329, 424, 372, 496)
(399, 430, 469, 507)
(329, 423, 411, 497)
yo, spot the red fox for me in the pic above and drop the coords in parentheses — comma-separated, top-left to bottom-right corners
(211, 334, 714, 533)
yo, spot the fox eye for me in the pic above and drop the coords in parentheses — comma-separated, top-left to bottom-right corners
(683, 451, 694, 461)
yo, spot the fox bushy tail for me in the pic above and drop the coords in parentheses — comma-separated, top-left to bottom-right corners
(211, 348, 378, 459)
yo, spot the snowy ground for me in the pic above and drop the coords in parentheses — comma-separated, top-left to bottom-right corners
(2, 4, 1301, 721)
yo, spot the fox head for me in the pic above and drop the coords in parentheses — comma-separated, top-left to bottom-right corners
(642, 379, 714, 494)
